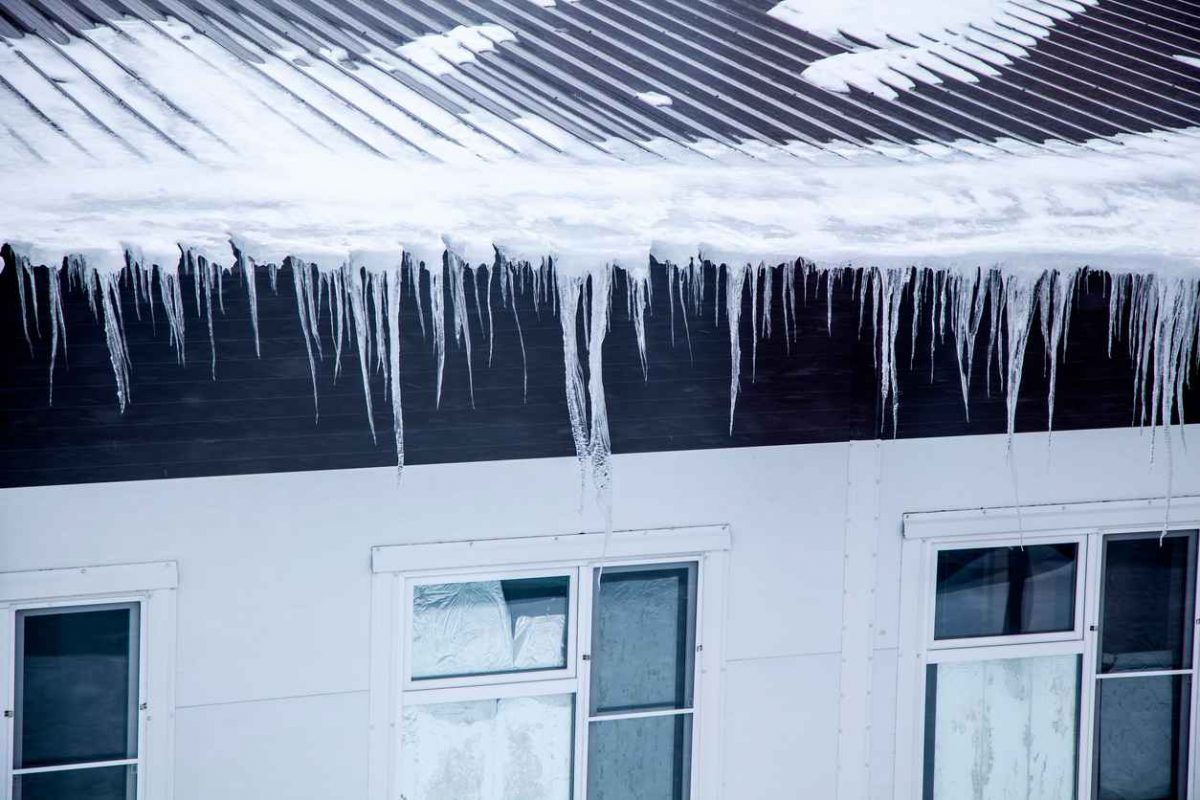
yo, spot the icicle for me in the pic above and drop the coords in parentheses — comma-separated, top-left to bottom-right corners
(678, 264, 694, 362)
(630, 270, 649, 380)
(15, 257, 33, 355)
(291, 259, 319, 421)
(346, 264, 377, 443)
(217, 264, 225, 315)
(385, 267, 404, 476)
(305, 263, 322, 360)
(874, 268, 907, 434)
(1045, 269, 1079, 437)
(782, 261, 796, 352)
(557, 273, 590, 493)
(1002, 272, 1038, 446)
(448, 254, 476, 407)
(369, 271, 387, 382)
(92, 268, 132, 412)
(985, 271, 1005, 396)
(1107, 272, 1129, 358)
(269, 263, 279, 294)
(726, 264, 747, 433)
(191, 253, 217, 380)
(47, 265, 66, 405)
(587, 266, 614, 507)
(750, 264, 761, 382)
(910, 267, 927, 370)
(950, 268, 985, 422)
(159, 265, 186, 365)
(242, 253, 260, 358)
(485, 264, 496, 367)
(427, 256, 447, 407)
(507, 261, 529, 401)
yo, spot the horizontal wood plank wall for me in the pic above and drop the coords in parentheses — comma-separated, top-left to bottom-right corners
(0, 260, 1193, 487)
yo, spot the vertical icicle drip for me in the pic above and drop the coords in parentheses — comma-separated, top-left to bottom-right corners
(1107, 273, 1129, 358)
(782, 261, 796, 352)
(370, 272, 387, 381)
(985, 271, 1005, 396)
(97, 270, 132, 412)
(406, 256, 426, 340)
(1045, 269, 1079, 437)
(910, 267, 927, 369)
(347, 265, 377, 443)
(930, 270, 946, 381)
(557, 273, 589, 492)
(292, 259, 320, 421)
(630, 271, 649, 380)
(448, 254, 476, 407)
(486, 263, 496, 367)
(950, 268, 985, 422)
(587, 266, 614, 507)
(159, 266, 186, 365)
(1002, 273, 1038, 445)
(726, 264, 747, 433)
(47, 265, 66, 405)
(825, 269, 834, 335)
(331, 268, 345, 381)
(875, 268, 907, 434)
(678, 264, 694, 362)
(667, 265, 677, 348)
(427, 257, 447, 407)
(195, 255, 217, 380)
(243, 254, 260, 358)
(506, 262, 529, 401)
(750, 264, 761, 381)
(15, 257, 34, 354)
(385, 267, 404, 476)
(269, 263, 279, 294)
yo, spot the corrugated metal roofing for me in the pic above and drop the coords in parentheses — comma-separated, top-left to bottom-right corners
(1, 0, 1198, 165)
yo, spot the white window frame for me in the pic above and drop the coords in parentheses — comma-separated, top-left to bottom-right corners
(895, 497, 1200, 800)
(0, 562, 177, 800)
(368, 525, 730, 800)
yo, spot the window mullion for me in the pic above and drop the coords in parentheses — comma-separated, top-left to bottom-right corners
(575, 564, 595, 800)
(1077, 530, 1104, 800)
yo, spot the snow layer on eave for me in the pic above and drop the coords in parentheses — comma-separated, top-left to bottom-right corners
(768, 0, 1097, 100)
(3, 129, 1198, 276)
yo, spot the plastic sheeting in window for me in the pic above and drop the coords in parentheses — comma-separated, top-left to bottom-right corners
(411, 578, 567, 680)
(927, 654, 1079, 800)
(400, 693, 573, 800)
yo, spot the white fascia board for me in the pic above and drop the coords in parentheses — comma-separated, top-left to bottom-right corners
(0, 561, 178, 602)
(372, 525, 731, 574)
(903, 495, 1200, 540)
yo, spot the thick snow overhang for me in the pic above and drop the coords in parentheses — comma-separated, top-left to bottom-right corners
(2, 1, 1199, 500)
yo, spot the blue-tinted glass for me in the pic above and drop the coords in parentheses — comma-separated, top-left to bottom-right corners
(934, 544, 1076, 640)
(1100, 534, 1195, 673)
(587, 715, 691, 800)
(411, 576, 570, 680)
(590, 565, 695, 714)
(1096, 676, 1191, 800)
(16, 606, 138, 769)
(13, 765, 134, 800)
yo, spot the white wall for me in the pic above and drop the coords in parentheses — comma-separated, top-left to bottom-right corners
(2, 425, 1197, 800)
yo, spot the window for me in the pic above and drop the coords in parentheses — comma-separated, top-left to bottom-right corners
(899, 511, 1200, 800)
(369, 527, 728, 800)
(1, 562, 177, 800)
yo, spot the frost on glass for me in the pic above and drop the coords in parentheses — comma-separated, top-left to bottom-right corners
(927, 655, 1078, 800)
(411, 577, 568, 680)
(400, 694, 573, 800)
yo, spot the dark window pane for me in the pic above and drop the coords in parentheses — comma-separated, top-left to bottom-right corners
(587, 715, 691, 800)
(13, 765, 134, 800)
(411, 576, 570, 680)
(1100, 534, 1196, 673)
(934, 544, 1077, 640)
(16, 605, 139, 769)
(590, 565, 695, 715)
(1095, 676, 1191, 800)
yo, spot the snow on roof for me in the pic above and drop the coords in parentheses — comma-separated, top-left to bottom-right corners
(0, 0, 1198, 501)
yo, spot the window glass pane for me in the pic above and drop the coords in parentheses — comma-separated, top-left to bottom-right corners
(411, 576, 569, 680)
(587, 714, 691, 800)
(934, 544, 1077, 640)
(1095, 675, 1190, 800)
(400, 694, 573, 800)
(13, 765, 135, 800)
(924, 655, 1079, 800)
(590, 565, 695, 715)
(16, 605, 138, 769)
(1100, 534, 1195, 673)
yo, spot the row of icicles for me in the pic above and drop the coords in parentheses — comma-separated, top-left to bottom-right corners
(5, 246, 1200, 503)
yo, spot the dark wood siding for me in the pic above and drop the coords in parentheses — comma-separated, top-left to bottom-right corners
(0, 260, 1193, 488)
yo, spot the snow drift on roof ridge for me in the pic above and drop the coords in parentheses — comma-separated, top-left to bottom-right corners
(769, 0, 1097, 100)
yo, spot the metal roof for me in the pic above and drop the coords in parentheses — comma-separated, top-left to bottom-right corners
(1, 0, 1199, 165)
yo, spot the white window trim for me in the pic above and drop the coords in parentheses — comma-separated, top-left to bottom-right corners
(894, 496, 1200, 800)
(0, 562, 178, 800)
(368, 525, 731, 800)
